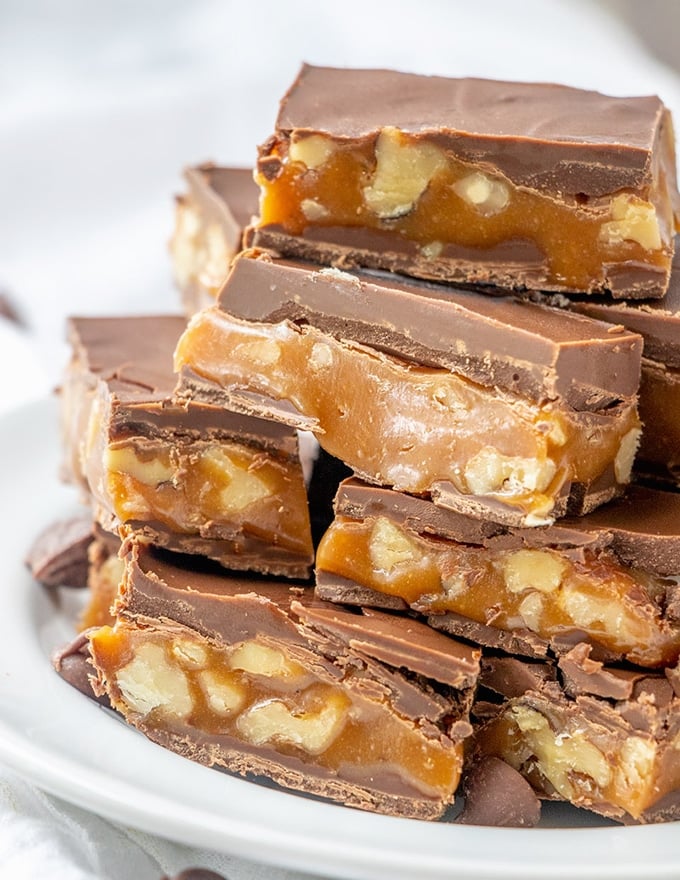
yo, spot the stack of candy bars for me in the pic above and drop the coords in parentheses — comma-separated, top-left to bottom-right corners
(29, 64, 680, 827)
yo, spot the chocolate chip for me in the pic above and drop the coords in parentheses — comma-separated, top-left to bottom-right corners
(53, 631, 110, 707)
(0, 292, 25, 327)
(25, 515, 93, 588)
(161, 870, 228, 880)
(456, 756, 541, 827)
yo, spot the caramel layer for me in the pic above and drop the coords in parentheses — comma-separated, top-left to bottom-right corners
(90, 620, 463, 811)
(316, 515, 680, 667)
(104, 438, 312, 557)
(477, 690, 680, 821)
(258, 133, 673, 294)
(175, 309, 640, 525)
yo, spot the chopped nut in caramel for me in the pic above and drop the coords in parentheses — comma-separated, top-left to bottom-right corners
(476, 688, 680, 822)
(254, 66, 680, 298)
(89, 619, 466, 817)
(316, 513, 680, 667)
(175, 309, 640, 526)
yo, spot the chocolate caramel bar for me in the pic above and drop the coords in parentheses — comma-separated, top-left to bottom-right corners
(251, 65, 680, 298)
(62, 315, 313, 577)
(175, 253, 642, 526)
(171, 165, 258, 314)
(474, 646, 680, 823)
(86, 539, 480, 819)
(570, 242, 680, 488)
(315, 478, 680, 667)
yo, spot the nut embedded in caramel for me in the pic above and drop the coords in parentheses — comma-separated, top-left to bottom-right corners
(253, 66, 680, 298)
(316, 511, 680, 667)
(175, 308, 640, 526)
(476, 687, 680, 821)
(89, 619, 466, 816)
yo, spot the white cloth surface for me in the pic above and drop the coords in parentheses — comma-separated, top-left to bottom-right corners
(1, 1, 679, 877)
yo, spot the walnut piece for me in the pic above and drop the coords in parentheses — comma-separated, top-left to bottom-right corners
(453, 171, 510, 216)
(599, 194, 662, 251)
(369, 517, 425, 573)
(236, 692, 350, 755)
(363, 128, 446, 219)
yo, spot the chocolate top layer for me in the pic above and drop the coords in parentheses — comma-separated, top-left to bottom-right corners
(334, 477, 680, 577)
(185, 164, 258, 234)
(571, 241, 680, 368)
(68, 314, 293, 446)
(68, 314, 185, 397)
(121, 540, 480, 690)
(275, 65, 669, 198)
(216, 254, 642, 409)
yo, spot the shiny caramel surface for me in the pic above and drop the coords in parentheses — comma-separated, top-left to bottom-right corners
(104, 439, 312, 557)
(176, 310, 640, 524)
(90, 621, 463, 800)
(258, 132, 673, 292)
(316, 515, 680, 667)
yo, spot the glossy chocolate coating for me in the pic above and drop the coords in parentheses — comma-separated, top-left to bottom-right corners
(25, 515, 93, 588)
(53, 631, 110, 706)
(213, 255, 642, 411)
(275, 66, 669, 199)
(456, 756, 541, 827)
(185, 164, 258, 244)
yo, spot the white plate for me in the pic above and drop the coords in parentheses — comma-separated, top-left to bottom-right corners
(2, 397, 680, 880)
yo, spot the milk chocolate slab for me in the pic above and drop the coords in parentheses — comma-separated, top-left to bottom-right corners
(205, 253, 642, 409)
(0, 291, 25, 327)
(571, 244, 680, 486)
(62, 315, 313, 577)
(474, 663, 680, 822)
(315, 478, 680, 667)
(87, 540, 479, 819)
(635, 361, 680, 487)
(175, 255, 642, 526)
(252, 65, 680, 298)
(171, 164, 258, 314)
(478, 655, 557, 701)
